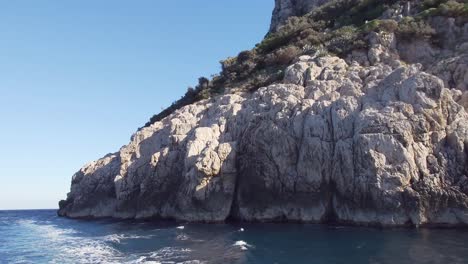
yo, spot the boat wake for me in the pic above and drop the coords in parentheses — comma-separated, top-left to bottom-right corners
(16, 219, 122, 264)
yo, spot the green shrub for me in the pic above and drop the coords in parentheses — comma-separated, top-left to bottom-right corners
(272, 45, 302, 65)
(326, 26, 367, 55)
(221, 51, 257, 82)
(256, 16, 311, 53)
(309, 0, 357, 23)
(256, 33, 294, 54)
(378, 19, 399, 32)
(396, 17, 436, 40)
(422, 0, 448, 9)
(308, 0, 398, 28)
(336, 0, 388, 26)
(237, 50, 255, 62)
(419, 0, 468, 17)
(296, 28, 324, 47)
(362, 19, 399, 33)
(244, 68, 285, 92)
(437, 0, 468, 16)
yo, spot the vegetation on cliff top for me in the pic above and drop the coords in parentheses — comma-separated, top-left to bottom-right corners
(143, 0, 467, 128)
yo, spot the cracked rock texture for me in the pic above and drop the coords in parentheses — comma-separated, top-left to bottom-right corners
(59, 28, 468, 226)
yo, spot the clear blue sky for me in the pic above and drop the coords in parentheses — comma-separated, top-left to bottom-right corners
(0, 1, 273, 210)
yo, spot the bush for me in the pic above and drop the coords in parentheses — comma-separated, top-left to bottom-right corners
(422, 0, 448, 9)
(308, 0, 398, 28)
(221, 51, 257, 82)
(396, 17, 436, 40)
(336, 0, 389, 26)
(362, 19, 399, 33)
(256, 16, 311, 53)
(272, 46, 302, 65)
(256, 33, 294, 54)
(244, 68, 285, 92)
(310, 0, 357, 23)
(296, 28, 324, 47)
(419, 0, 468, 17)
(326, 26, 367, 55)
(237, 50, 255, 63)
(437, 0, 468, 17)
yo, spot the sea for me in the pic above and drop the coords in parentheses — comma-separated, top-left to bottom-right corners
(0, 210, 467, 264)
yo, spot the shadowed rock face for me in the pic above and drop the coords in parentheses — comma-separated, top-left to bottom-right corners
(58, 27, 468, 226)
(269, 0, 330, 32)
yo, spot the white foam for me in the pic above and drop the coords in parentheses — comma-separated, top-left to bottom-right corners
(13, 219, 204, 263)
(233, 240, 253, 251)
(131, 247, 193, 263)
(17, 219, 77, 237)
(133, 258, 162, 264)
(234, 240, 248, 247)
(176, 226, 185, 230)
(57, 243, 120, 264)
(176, 234, 190, 241)
(103, 234, 152, 244)
(17, 219, 123, 264)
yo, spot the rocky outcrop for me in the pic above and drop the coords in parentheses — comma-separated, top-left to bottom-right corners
(59, 29, 468, 226)
(270, 0, 330, 32)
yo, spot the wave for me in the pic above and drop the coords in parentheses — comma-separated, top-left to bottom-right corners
(130, 247, 202, 263)
(103, 234, 154, 244)
(12, 219, 206, 263)
(233, 240, 253, 251)
(17, 219, 78, 237)
(5, 217, 241, 263)
(15, 219, 123, 264)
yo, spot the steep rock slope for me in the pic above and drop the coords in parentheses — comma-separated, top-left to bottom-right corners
(270, 0, 330, 32)
(59, 0, 468, 226)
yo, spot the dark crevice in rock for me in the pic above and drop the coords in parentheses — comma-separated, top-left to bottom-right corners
(322, 180, 338, 224)
(226, 138, 244, 222)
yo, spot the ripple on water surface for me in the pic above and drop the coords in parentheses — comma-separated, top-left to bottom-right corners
(0, 210, 468, 264)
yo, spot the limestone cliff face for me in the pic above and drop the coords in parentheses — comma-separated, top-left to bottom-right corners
(270, 0, 329, 32)
(58, 2, 468, 226)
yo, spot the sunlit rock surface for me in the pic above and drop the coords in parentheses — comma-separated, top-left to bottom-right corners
(59, 1, 468, 226)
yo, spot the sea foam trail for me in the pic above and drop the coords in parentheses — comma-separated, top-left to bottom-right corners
(11, 219, 208, 263)
(16, 219, 123, 264)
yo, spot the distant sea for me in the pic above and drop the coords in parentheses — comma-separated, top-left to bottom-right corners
(1, 210, 467, 263)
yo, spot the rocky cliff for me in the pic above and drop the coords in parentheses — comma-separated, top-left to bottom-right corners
(59, 0, 468, 227)
(270, 0, 330, 32)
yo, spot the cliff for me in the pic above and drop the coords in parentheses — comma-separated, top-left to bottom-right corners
(59, 0, 468, 227)
(270, 0, 330, 32)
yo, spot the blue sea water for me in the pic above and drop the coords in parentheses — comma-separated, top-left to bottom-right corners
(0, 210, 467, 264)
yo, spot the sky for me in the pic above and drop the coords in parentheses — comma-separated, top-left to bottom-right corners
(0, 1, 273, 210)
